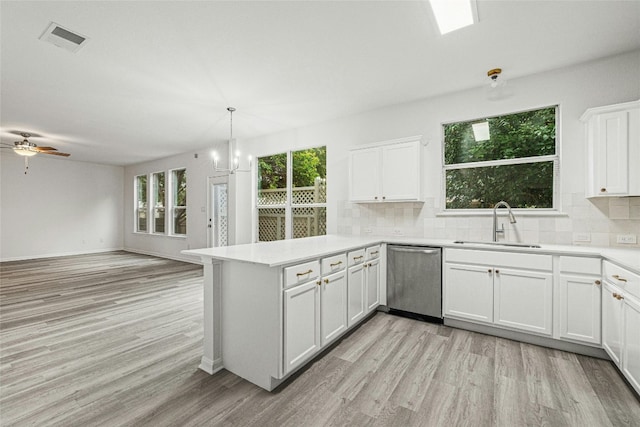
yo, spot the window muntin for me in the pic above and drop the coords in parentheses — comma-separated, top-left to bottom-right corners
(256, 146, 326, 241)
(443, 106, 557, 210)
(135, 175, 148, 232)
(172, 168, 187, 235)
(152, 172, 166, 233)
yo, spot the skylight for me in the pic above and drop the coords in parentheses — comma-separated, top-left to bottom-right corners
(429, 0, 476, 35)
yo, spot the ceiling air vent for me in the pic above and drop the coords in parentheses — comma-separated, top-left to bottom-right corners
(39, 22, 89, 53)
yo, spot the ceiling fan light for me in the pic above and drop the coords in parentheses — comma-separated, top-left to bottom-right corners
(13, 147, 37, 157)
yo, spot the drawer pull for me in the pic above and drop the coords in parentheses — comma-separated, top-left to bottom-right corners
(324, 278, 329, 284)
(330, 261, 343, 267)
(612, 274, 628, 283)
(595, 280, 601, 286)
(612, 292, 624, 300)
(353, 255, 364, 261)
(370, 251, 379, 256)
(316, 280, 321, 286)
(296, 269, 313, 277)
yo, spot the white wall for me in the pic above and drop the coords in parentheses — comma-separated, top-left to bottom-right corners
(0, 154, 124, 261)
(238, 50, 640, 248)
(122, 143, 241, 262)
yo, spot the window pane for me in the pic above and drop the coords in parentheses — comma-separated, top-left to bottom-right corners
(154, 208, 165, 233)
(173, 169, 187, 207)
(445, 162, 554, 209)
(173, 207, 187, 235)
(444, 107, 556, 165)
(258, 153, 287, 206)
(292, 207, 326, 239)
(258, 207, 285, 241)
(137, 208, 147, 232)
(292, 147, 326, 204)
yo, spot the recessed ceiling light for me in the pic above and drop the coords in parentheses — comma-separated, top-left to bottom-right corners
(428, 0, 477, 35)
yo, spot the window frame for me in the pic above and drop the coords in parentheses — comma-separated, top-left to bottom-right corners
(441, 105, 560, 212)
(255, 146, 327, 242)
(170, 168, 187, 236)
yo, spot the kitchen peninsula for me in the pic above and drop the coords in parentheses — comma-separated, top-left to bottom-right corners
(183, 235, 640, 394)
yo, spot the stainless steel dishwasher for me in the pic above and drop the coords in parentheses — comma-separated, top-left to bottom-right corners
(387, 245, 442, 323)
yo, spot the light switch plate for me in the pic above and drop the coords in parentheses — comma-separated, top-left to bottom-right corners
(616, 234, 637, 244)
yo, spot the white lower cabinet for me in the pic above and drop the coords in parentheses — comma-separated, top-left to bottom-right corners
(320, 269, 347, 346)
(558, 275, 602, 345)
(494, 268, 553, 335)
(622, 294, 640, 394)
(602, 281, 624, 365)
(444, 263, 493, 323)
(347, 262, 365, 327)
(365, 256, 380, 313)
(283, 280, 320, 374)
(444, 249, 553, 336)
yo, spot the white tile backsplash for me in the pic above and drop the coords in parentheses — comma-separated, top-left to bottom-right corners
(337, 195, 640, 248)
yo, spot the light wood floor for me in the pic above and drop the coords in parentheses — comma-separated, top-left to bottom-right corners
(1, 251, 639, 426)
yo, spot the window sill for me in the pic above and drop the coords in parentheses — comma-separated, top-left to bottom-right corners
(437, 210, 569, 218)
(132, 232, 187, 239)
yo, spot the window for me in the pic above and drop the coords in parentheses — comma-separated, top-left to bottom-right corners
(257, 147, 326, 241)
(443, 106, 557, 210)
(172, 168, 187, 235)
(135, 175, 147, 232)
(152, 172, 166, 233)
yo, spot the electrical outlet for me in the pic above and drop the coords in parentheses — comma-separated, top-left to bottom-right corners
(393, 228, 404, 236)
(617, 234, 637, 244)
(573, 232, 591, 242)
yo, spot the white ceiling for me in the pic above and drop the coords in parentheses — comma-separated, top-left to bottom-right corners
(1, 1, 639, 166)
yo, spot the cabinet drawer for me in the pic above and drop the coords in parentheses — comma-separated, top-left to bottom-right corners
(366, 245, 381, 260)
(445, 249, 552, 271)
(560, 256, 601, 275)
(604, 261, 640, 300)
(284, 260, 320, 288)
(348, 249, 366, 266)
(321, 253, 347, 275)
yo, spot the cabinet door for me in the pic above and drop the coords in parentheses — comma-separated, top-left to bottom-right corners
(365, 258, 380, 312)
(622, 295, 640, 395)
(347, 264, 365, 327)
(494, 268, 553, 335)
(558, 274, 602, 345)
(320, 270, 348, 346)
(283, 280, 320, 374)
(602, 281, 624, 365)
(349, 147, 380, 202)
(444, 263, 493, 323)
(595, 111, 629, 195)
(381, 141, 421, 201)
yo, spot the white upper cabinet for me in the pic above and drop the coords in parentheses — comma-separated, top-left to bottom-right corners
(581, 100, 640, 197)
(349, 136, 422, 202)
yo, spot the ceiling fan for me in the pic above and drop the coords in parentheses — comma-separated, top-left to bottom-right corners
(1, 132, 70, 174)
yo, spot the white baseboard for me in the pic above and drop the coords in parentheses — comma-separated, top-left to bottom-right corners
(123, 247, 203, 265)
(199, 356, 224, 375)
(0, 247, 124, 263)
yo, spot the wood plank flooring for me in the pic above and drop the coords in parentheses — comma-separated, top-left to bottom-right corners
(1, 251, 639, 426)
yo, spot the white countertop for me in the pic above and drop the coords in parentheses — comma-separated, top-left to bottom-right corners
(182, 234, 640, 274)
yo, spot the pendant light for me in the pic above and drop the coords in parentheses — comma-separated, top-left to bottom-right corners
(212, 107, 252, 174)
(486, 68, 512, 101)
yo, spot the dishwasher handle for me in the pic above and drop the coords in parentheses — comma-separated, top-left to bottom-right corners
(389, 247, 440, 255)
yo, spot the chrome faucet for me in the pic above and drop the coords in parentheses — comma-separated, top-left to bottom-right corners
(493, 200, 517, 242)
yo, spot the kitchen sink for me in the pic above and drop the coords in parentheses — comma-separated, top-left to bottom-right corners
(453, 240, 542, 249)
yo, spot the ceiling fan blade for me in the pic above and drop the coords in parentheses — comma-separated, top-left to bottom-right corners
(35, 146, 58, 151)
(41, 151, 70, 157)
